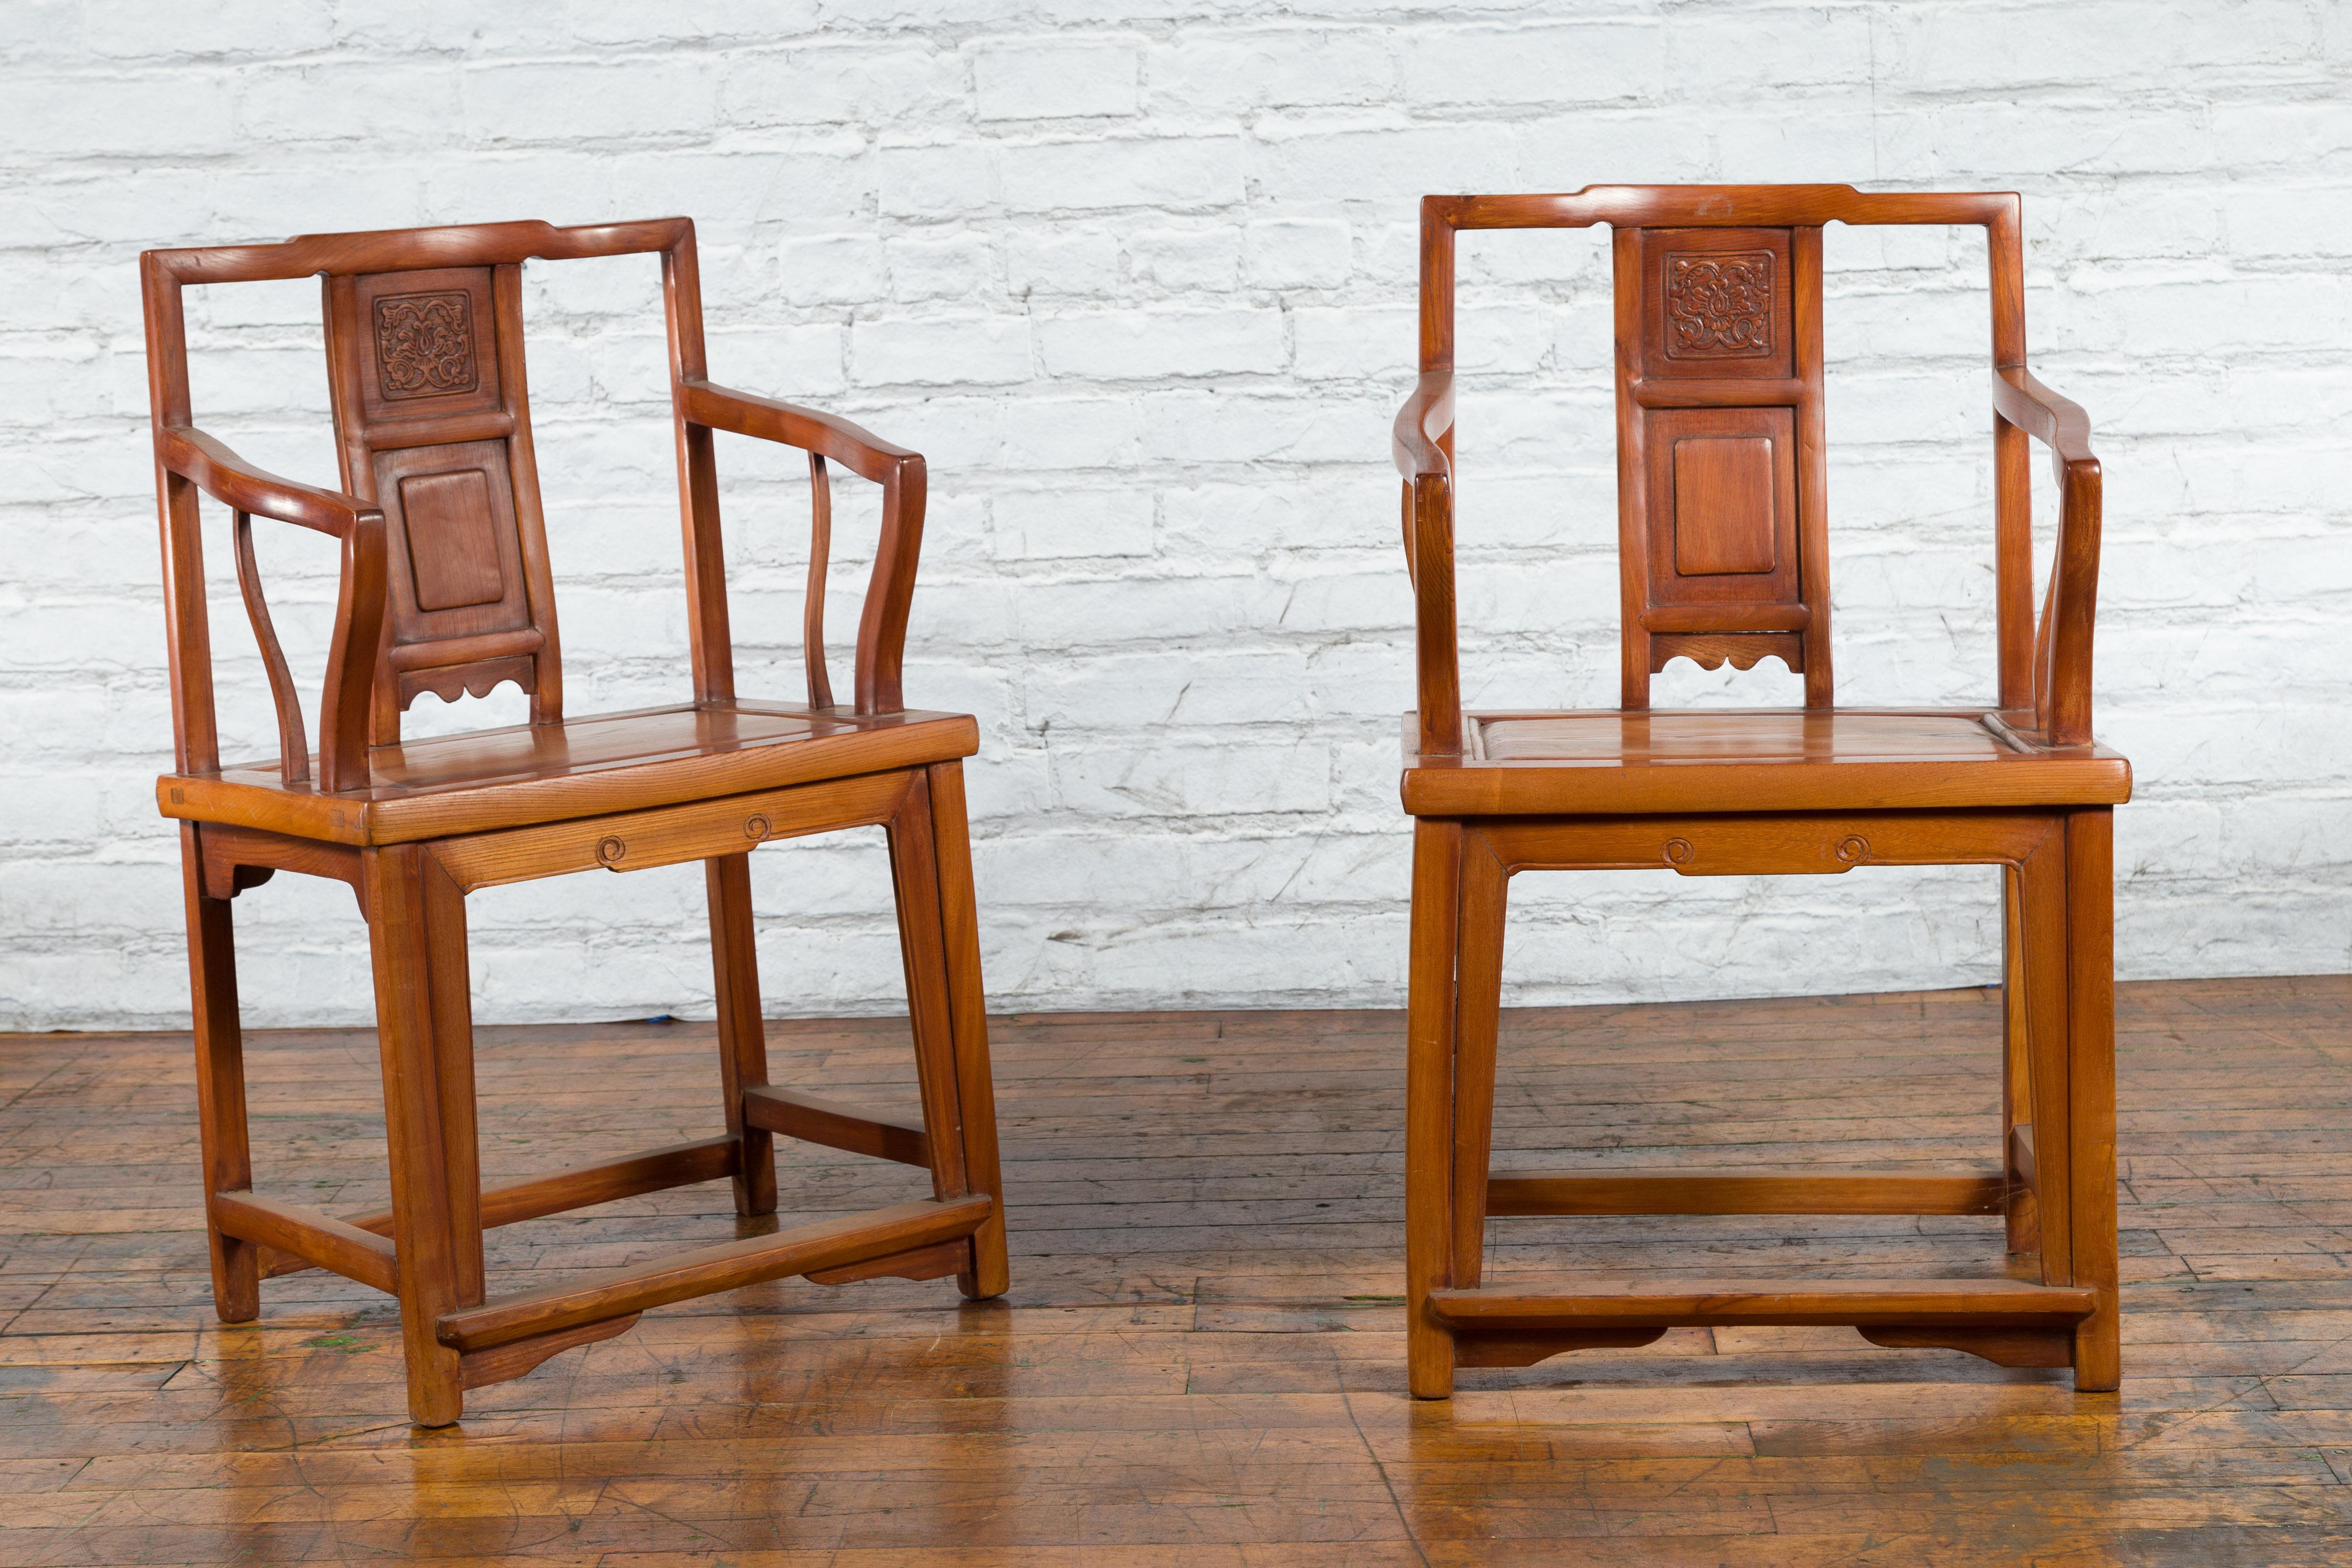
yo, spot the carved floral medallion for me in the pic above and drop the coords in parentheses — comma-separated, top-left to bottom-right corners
(373, 290, 479, 399)
(1664, 251, 1775, 360)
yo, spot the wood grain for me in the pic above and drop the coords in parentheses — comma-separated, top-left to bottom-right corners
(1667, 433, 1778, 575)
(1425, 1278, 2099, 1330)
(155, 702, 975, 848)
(743, 1084, 931, 1166)
(707, 853, 779, 1217)
(1487, 1168, 2007, 1217)
(422, 770, 913, 892)
(209, 1190, 396, 1292)
(1403, 710, 2130, 818)
(298, 1135, 741, 1249)
(433, 1195, 993, 1351)
(0, 977, 2344, 1561)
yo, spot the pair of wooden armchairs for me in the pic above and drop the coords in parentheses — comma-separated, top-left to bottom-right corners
(144, 185, 2121, 1427)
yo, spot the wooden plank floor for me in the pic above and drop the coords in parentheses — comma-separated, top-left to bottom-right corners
(2, 975, 2349, 1566)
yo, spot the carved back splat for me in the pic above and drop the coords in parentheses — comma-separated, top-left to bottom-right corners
(1613, 224, 1830, 706)
(323, 263, 561, 742)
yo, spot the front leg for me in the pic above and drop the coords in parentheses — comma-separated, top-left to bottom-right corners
(2063, 810, 2121, 1392)
(182, 824, 260, 1322)
(1406, 819, 1465, 1399)
(920, 760, 1009, 1300)
(884, 769, 1011, 1298)
(365, 845, 485, 1426)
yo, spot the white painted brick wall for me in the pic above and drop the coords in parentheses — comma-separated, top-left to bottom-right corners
(2, 0, 2347, 1031)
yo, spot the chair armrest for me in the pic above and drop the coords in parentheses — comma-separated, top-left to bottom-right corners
(675, 379, 928, 714)
(155, 425, 387, 792)
(1392, 371, 1455, 481)
(1991, 368, 2096, 475)
(678, 379, 919, 485)
(160, 425, 380, 537)
(1392, 373, 1462, 755)
(1990, 369, 2104, 747)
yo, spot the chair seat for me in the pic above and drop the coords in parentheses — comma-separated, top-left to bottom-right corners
(158, 699, 979, 846)
(1401, 707, 2131, 818)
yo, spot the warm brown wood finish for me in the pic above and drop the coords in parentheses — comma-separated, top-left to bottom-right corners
(269, 1134, 744, 1254)
(433, 1195, 993, 1352)
(1394, 185, 2125, 1397)
(1486, 1169, 2009, 1217)
(140, 218, 1008, 1424)
(1, 978, 2345, 1562)
(210, 1189, 398, 1293)
(744, 1084, 933, 1166)
(1427, 1279, 2099, 1331)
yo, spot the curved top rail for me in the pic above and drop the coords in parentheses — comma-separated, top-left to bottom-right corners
(1417, 182, 2028, 372)
(1424, 185, 2017, 233)
(142, 217, 695, 285)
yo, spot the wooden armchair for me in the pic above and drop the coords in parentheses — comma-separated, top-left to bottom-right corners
(142, 218, 1007, 1425)
(1393, 185, 2128, 1395)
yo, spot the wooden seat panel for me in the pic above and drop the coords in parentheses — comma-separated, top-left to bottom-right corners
(159, 700, 978, 845)
(1402, 708, 2130, 818)
(1478, 709, 2016, 764)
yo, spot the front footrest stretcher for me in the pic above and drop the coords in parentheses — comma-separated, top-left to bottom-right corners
(1446, 1161, 2090, 1369)
(435, 1193, 991, 1351)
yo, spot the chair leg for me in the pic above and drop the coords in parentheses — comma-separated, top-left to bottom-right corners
(706, 853, 778, 1217)
(181, 825, 259, 1324)
(2001, 864, 2039, 1255)
(2016, 829, 2074, 1295)
(1405, 819, 1463, 1399)
(1451, 832, 1510, 1293)
(886, 768, 1009, 1300)
(2065, 809, 2121, 1391)
(2017, 819, 2120, 1391)
(366, 844, 485, 1427)
(923, 761, 1010, 1300)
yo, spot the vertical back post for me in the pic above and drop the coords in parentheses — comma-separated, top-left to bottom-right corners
(143, 255, 220, 777)
(663, 222, 736, 704)
(1410, 200, 1464, 755)
(1987, 197, 2037, 714)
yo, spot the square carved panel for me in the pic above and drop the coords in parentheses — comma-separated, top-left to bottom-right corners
(374, 291, 480, 401)
(1633, 228, 1795, 380)
(1663, 252, 1774, 362)
(349, 266, 503, 423)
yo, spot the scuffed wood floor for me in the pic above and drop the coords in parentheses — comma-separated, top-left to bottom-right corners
(2, 975, 2350, 1565)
